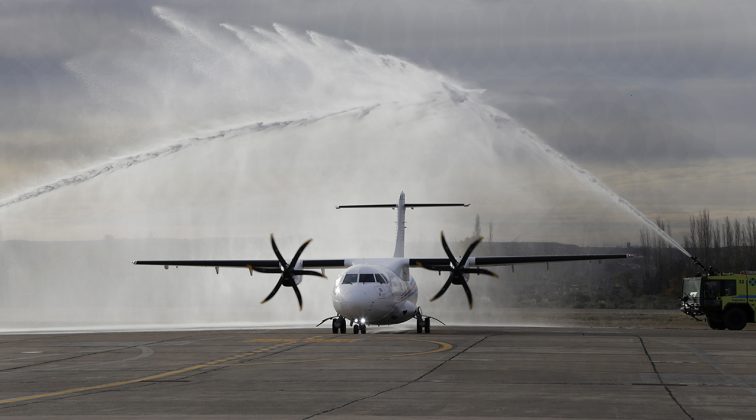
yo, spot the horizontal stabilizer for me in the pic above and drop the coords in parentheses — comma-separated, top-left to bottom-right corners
(337, 203, 469, 209)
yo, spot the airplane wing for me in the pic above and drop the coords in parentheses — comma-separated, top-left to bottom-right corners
(133, 252, 348, 311)
(132, 231, 629, 311)
(409, 253, 629, 269)
(407, 233, 631, 309)
(132, 259, 348, 270)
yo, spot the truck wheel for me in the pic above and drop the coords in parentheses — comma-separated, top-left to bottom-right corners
(724, 307, 747, 331)
(706, 316, 726, 330)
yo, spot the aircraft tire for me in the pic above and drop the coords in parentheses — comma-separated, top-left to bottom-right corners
(416, 318, 423, 334)
(360, 324, 366, 334)
(724, 307, 747, 331)
(423, 317, 431, 334)
(331, 319, 339, 334)
(353, 324, 359, 334)
(339, 318, 347, 334)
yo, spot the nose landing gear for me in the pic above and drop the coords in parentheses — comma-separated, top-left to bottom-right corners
(352, 318, 367, 334)
(415, 307, 444, 334)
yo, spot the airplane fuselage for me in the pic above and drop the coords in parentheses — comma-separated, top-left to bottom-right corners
(331, 259, 419, 325)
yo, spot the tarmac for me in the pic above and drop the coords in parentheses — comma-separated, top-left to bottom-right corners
(0, 324, 755, 419)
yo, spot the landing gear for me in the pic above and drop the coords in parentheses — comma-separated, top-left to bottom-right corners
(352, 318, 367, 334)
(415, 314, 431, 334)
(331, 316, 347, 334)
(415, 307, 443, 334)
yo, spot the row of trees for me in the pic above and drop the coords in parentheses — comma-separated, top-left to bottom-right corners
(638, 210, 756, 296)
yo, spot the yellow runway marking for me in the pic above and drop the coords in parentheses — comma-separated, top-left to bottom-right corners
(246, 338, 300, 344)
(390, 339, 453, 357)
(246, 336, 356, 344)
(0, 335, 452, 406)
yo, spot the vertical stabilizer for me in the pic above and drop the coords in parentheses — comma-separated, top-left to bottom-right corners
(394, 192, 406, 258)
(336, 193, 469, 257)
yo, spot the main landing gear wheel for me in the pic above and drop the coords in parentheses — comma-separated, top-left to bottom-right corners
(360, 324, 366, 334)
(416, 316, 431, 334)
(331, 317, 347, 334)
(353, 324, 360, 334)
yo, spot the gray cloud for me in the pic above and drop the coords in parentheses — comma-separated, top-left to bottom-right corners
(1, 0, 755, 223)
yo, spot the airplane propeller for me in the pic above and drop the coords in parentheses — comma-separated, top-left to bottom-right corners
(252, 234, 326, 310)
(422, 232, 498, 309)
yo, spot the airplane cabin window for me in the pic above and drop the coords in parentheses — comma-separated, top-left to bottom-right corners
(359, 273, 376, 283)
(342, 274, 358, 284)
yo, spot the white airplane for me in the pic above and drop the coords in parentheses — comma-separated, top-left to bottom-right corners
(134, 192, 629, 334)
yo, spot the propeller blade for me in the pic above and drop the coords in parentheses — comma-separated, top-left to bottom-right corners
(460, 279, 474, 309)
(290, 239, 313, 267)
(430, 278, 453, 302)
(264, 236, 316, 309)
(440, 231, 458, 266)
(291, 281, 303, 311)
(270, 234, 287, 268)
(261, 279, 284, 304)
(459, 236, 483, 266)
(431, 232, 485, 309)
(292, 269, 327, 278)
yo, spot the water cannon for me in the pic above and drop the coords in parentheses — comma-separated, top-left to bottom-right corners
(690, 255, 718, 276)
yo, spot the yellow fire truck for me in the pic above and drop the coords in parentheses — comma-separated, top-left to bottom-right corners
(681, 272, 756, 330)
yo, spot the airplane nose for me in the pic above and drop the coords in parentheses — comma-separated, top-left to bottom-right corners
(339, 286, 372, 310)
(334, 285, 390, 321)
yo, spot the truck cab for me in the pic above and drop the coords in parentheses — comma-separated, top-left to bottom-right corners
(681, 272, 756, 330)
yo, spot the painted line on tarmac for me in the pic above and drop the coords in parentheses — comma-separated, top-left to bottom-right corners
(0, 336, 452, 407)
(220, 337, 454, 367)
(0, 338, 301, 406)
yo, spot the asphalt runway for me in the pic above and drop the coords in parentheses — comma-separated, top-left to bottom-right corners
(0, 325, 755, 419)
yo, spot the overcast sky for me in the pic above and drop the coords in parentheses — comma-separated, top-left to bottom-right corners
(2, 0, 756, 240)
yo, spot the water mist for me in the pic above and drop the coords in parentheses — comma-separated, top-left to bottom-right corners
(0, 7, 681, 330)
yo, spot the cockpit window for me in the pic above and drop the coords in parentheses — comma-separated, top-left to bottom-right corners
(342, 274, 358, 284)
(359, 274, 376, 283)
(375, 274, 387, 284)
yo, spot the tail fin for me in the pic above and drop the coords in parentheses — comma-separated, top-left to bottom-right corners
(336, 192, 469, 258)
